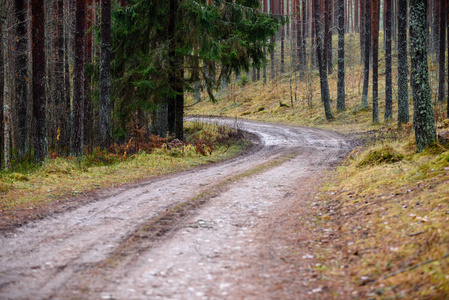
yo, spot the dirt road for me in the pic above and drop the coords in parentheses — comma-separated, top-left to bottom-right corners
(0, 118, 352, 299)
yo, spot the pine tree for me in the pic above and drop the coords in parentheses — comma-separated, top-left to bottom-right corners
(100, 0, 111, 149)
(410, 0, 436, 153)
(314, 0, 333, 120)
(336, 0, 345, 111)
(32, 0, 48, 163)
(397, 0, 409, 124)
(361, 0, 370, 109)
(0, 8, 4, 169)
(72, 0, 86, 156)
(384, 0, 392, 119)
(371, 0, 379, 123)
(54, 0, 65, 152)
(15, 0, 29, 159)
(438, 0, 446, 103)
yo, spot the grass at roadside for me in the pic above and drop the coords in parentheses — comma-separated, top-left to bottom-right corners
(187, 49, 449, 298)
(0, 122, 250, 230)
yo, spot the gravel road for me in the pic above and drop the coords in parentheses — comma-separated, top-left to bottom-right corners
(0, 118, 352, 299)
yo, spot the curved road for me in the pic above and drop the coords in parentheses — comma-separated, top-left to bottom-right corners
(0, 118, 352, 299)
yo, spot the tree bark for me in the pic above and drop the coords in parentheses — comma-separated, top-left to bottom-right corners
(371, 0, 379, 123)
(280, 0, 285, 74)
(72, 0, 86, 156)
(314, 0, 333, 120)
(326, 0, 333, 74)
(384, 0, 393, 119)
(337, 0, 345, 111)
(32, 0, 48, 163)
(15, 0, 29, 159)
(55, 0, 65, 153)
(0, 12, 4, 169)
(100, 0, 111, 149)
(361, 0, 370, 108)
(410, 0, 436, 153)
(397, 0, 409, 124)
(84, 0, 93, 150)
(438, 0, 446, 103)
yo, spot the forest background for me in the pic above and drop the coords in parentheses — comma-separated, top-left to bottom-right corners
(1, 0, 449, 298)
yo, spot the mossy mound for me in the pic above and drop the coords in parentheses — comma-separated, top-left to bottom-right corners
(358, 145, 404, 167)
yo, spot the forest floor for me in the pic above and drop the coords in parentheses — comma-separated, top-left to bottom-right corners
(185, 64, 449, 299)
(0, 118, 353, 299)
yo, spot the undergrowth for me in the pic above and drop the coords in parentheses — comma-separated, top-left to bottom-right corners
(0, 122, 249, 219)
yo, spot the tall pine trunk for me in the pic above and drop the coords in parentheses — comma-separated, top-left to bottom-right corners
(0, 12, 4, 169)
(280, 0, 285, 74)
(438, 0, 446, 103)
(384, 0, 392, 119)
(55, 0, 65, 153)
(371, 0, 379, 123)
(314, 0, 333, 120)
(326, 0, 333, 74)
(410, 0, 436, 153)
(336, 0, 345, 111)
(15, 0, 29, 159)
(72, 0, 86, 156)
(84, 0, 93, 150)
(397, 0, 409, 124)
(32, 0, 48, 163)
(100, 0, 111, 149)
(361, 0, 370, 108)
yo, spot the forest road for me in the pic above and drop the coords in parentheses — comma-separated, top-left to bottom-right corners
(0, 117, 352, 300)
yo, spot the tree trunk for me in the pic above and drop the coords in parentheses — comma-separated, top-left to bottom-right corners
(3, 11, 12, 170)
(0, 12, 4, 169)
(337, 0, 345, 111)
(296, 0, 302, 73)
(168, 0, 184, 140)
(72, 0, 86, 156)
(326, 0, 333, 74)
(100, 0, 111, 149)
(361, 0, 370, 108)
(410, 0, 436, 153)
(15, 0, 29, 159)
(32, 0, 48, 163)
(371, 0, 379, 123)
(314, 0, 333, 120)
(280, 0, 285, 74)
(384, 0, 393, 119)
(55, 0, 65, 153)
(438, 0, 446, 103)
(301, 0, 306, 70)
(84, 0, 93, 150)
(174, 66, 184, 140)
(397, 0, 409, 124)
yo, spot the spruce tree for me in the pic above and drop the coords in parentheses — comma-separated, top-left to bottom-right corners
(112, 0, 280, 140)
